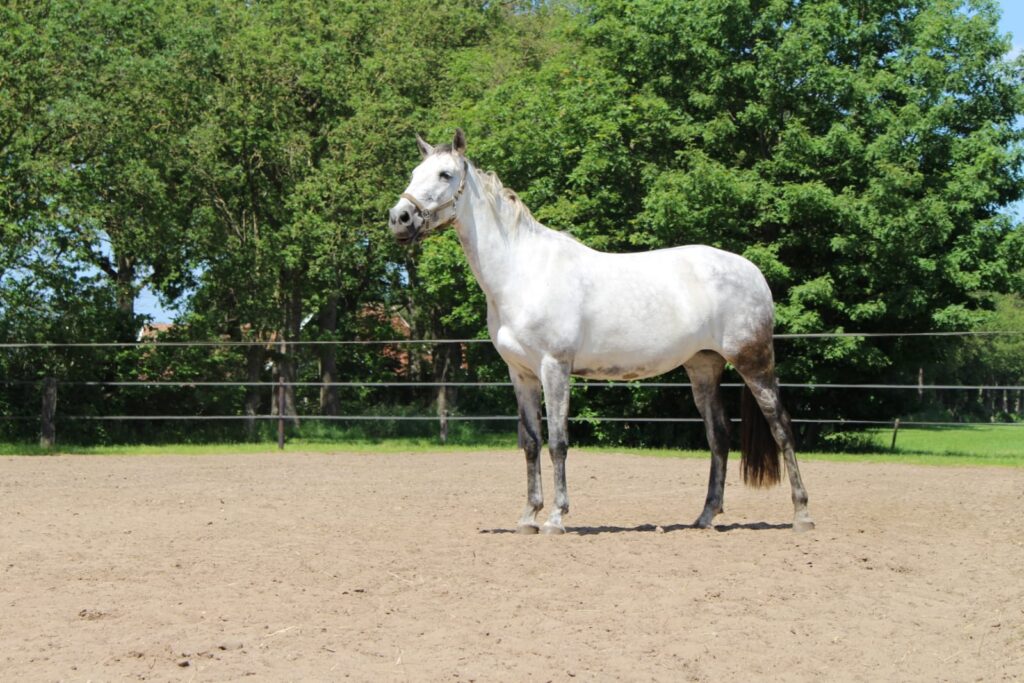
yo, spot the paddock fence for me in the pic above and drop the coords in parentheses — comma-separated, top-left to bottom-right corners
(2, 331, 1023, 449)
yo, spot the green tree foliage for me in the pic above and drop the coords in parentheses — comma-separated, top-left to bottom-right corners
(618, 0, 1020, 387)
(458, 0, 1024, 437)
(2, 1, 207, 340)
(934, 292, 1024, 419)
(1, 0, 1022, 445)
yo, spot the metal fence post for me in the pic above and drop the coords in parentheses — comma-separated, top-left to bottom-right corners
(40, 377, 58, 448)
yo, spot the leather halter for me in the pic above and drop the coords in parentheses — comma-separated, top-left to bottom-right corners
(400, 158, 469, 237)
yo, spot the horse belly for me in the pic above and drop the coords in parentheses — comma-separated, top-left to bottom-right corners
(571, 314, 708, 381)
(570, 270, 716, 379)
(571, 336, 703, 380)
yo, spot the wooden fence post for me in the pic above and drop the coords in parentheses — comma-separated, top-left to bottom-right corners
(277, 375, 286, 451)
(890, 418, 901, 452)
(438, 374, 449, 444)
(40, 377, 57, 448)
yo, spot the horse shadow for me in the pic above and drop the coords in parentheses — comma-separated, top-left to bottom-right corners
(479, 521, 792, 535)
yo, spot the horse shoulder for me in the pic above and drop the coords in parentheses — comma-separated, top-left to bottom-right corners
(487, 237, 589, 362)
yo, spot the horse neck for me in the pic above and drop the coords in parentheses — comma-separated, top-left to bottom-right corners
(453, 164, 537, 299)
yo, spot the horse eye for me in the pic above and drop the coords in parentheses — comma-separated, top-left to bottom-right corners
(439, 171, 453, 181)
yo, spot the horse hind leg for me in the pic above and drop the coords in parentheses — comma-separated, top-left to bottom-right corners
(684, 352, 730, 528)
(511, 368, 544, 534)
(733, 353, 815, 532)
(539, 356, 571, 535)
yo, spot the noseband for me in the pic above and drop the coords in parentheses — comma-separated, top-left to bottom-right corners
(401, 159, 469, 236)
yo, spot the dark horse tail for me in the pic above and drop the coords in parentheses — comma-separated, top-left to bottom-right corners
(740, 385, 782, 488)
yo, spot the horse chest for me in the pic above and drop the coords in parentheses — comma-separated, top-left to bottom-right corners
(490, 318, 572, 372)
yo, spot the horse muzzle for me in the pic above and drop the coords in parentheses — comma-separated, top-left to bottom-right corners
(388, 200, 425, 245)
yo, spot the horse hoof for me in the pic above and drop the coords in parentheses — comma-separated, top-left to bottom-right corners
(694, 505, 721, 529)
(792, 518, 815, 533)
(541, 523, 565, 535)
(517, 524, 540, 535)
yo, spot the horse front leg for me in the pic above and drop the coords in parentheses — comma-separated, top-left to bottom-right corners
(511, 368, 544, 534)
(540, 356, 571, 535)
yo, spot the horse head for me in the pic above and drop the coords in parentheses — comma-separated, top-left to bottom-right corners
(388, 128, 469, 245)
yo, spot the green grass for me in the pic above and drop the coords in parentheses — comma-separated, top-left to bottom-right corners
(867, 423, 1023, 466)
(2, 425, 1020, 466)
(594, 430, 1023, 468)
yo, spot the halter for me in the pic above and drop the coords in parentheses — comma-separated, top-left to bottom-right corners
(400, 158, 469, 236)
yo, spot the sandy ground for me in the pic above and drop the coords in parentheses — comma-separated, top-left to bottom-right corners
(1, 450, 1022, 682)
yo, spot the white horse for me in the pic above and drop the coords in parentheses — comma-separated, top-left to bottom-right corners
(389, 129, 813, 534)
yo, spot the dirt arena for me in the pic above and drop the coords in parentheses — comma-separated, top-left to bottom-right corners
(1, 451, 1022, 681)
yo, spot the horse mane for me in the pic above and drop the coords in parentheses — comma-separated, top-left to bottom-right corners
(466, 161, 541, 238)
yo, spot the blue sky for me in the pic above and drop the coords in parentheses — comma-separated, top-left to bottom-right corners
(1000, 0, 1024, 56)
(135, 283, 174, 323)
(134, 1, 1024, 323)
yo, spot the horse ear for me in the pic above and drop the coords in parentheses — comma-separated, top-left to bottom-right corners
(452, 128, 466, 155)
(416, 133, 434, 159)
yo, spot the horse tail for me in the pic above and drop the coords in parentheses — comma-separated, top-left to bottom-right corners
(740, 385, 782, 488)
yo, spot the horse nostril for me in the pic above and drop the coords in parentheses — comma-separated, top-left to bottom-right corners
(399, 211, 410, 224)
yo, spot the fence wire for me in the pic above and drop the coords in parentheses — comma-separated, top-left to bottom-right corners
(3, 379, 1024, 391)
(1, 329, 1022, 349)
(1, 414, 1015, 433)
(2, 334, 1022, 430)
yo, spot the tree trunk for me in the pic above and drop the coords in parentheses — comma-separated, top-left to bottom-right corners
(318, 295, 339, 416)
(433, 340, 461, 443)
(271, 347, 298, 424)
(271, 274, 303, 425)
(404, 257, 423, 381)
(436, 344, 452, 444)
(114, 253, 137, 343)
(243, 345, 264, 441)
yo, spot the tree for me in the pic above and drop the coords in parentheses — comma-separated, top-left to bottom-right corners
(3, 0, 1022, 446)
(450, 0, 1024, 442)
(936, 292, 1024, 420)
(8, 1, 208, 341)
(0, 4, 53, 274)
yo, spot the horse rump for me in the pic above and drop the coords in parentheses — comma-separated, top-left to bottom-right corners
(740, 385, 782, 487)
